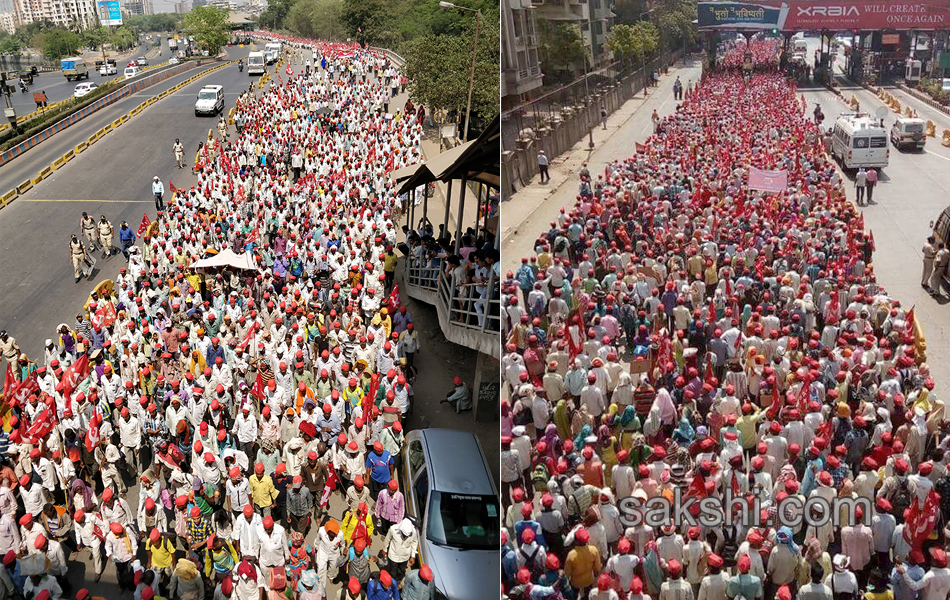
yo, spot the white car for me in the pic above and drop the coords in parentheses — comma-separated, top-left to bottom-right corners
(99, 63, 117, 76)
(73, 82, 99, 98)
(168, 57, 179, 65)
(124, 66, 141, 79)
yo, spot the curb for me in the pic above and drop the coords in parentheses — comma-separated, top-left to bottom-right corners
(0, 59, 237, 212)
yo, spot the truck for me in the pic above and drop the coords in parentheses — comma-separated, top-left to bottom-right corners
(61, 58, 89, 81)
(247, 51, 266, 75)
(168, 37, 178, 52)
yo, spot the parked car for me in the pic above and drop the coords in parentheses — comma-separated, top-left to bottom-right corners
(73, 82, 99, 98)
(401, 429, 498, 600)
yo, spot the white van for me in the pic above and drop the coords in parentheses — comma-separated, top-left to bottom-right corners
(830, 112, 889, 170)
(265, 42, 282, 64)
(793, 39, 808, 53)
(247, 51, 266, 75)
(124, 66, 141, 79)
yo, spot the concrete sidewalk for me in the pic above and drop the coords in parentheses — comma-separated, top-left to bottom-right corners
(502, 59, 703, 274)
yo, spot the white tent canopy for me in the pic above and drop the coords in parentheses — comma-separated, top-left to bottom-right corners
(189, 248, 259, 271)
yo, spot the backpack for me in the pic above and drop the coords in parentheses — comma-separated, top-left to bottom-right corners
(520, 545, 543, 578)
(531, 464, 549, 492)
(348, 551, 371, 584)
(892, 478, 912, 519)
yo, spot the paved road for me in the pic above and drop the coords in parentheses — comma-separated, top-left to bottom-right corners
(0, 46, 496, 598)
(0, 52, 254, 354)
(10, 39, 163, 114)
(2, 45, 253, 186)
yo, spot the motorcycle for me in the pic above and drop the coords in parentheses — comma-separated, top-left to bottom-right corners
(18, 81, 27, 93)
(238, 61, 244, 72)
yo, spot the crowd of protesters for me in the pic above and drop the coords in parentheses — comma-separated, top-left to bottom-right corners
(0, 34, 452, 600)
(500, 37, 949, 600)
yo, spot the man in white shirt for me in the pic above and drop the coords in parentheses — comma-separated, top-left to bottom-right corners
(231, 504, 261, 558)
(901, 547, 950, 600)
(255, 516, 289, 568)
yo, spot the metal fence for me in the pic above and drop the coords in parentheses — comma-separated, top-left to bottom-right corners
(501, 50, 681, 192)
(437, 266, 501, 335)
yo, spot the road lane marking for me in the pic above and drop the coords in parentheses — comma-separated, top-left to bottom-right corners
(925, 149, 950, 162)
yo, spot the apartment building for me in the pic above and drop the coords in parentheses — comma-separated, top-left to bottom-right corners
(501, 0, 543, 110)
(534, 0, 615, 70)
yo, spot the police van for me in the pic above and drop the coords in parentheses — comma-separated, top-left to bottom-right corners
(829, 112, 889, 171)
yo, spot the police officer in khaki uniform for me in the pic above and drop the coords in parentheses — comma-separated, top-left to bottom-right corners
(98, 216, 115, 257)
(173, 138, 184, 169)
(81, 212, 100, 251)
(931, 242, 950, 298)
(69, 234, 88, 282)
(922, 236, 936, 290)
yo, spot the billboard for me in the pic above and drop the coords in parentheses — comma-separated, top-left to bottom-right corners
(97, 0, 122, 26)
(698, 1, 950, 31)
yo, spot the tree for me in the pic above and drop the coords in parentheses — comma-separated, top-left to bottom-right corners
(287, 0, 344, 41)
(340, 0, 391, 47)
(0, 33, 20, 55)
(401, 11, 499, 134)
(653, 0, 696, 51)
(184, 6, 230, 56)
(43, 29, 82, 59)
(84, 25, 110, 50)
(259, 0, 295, 30)
(537, 20, 586, 84)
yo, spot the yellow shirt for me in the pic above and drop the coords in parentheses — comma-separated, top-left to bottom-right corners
(249, 474, 276, 508)
(384, 253, 398, 273)
(565, 545, 601, 589)
(736, 409, 760, 449)
(146, 537, 175, 569)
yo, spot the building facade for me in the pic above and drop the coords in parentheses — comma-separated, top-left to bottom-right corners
(533, 0, 615, 70)
(501, 0, 543, 111)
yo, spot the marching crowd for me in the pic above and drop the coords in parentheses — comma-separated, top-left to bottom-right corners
(500, 38, 950, 600)
(0, 35, 447, 600)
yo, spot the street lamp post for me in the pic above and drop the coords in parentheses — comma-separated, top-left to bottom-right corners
(439, 1, 480, 143)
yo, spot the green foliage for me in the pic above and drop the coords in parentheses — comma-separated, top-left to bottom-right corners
(401, 9, 499, 129)
(184, 6, 231, 55)
(537, 20, 586, 83)
(84, 26, 110, 50)
(287, 0, 344, 41)
(43, 29, 82, 59)
(608, 21, 659, 69)
(651, 0, 695, 50)
(0, 33, 20, 55)
(127, 13, 183, 33)
(259, 0, 295, 31)
(337, 0, 495, 49)
(110, 26, 137, 51)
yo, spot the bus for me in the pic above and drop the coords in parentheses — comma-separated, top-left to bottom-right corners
(829, 112, 889, 170)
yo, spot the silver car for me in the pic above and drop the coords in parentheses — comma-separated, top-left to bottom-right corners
(402, 428, 498, 600)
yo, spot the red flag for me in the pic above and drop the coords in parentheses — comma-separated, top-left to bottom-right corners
(708, 299, 717, 323)
(384, 152, 395, 173)
(386, 284, 400, 314)
(246, 225, 259, 245)
(251, 371, 265, 401)
(905, 306, 916, 335)
(285, 65, 293, 76)
(237, 323, 259, 352)
(96, 302, 117, 329)
(319, 467, 339, 507)
(137, 213, 151, 236)
(364, 373, 379, 417)
(25, 404, 54, 444)
(766, 385, 782, 420)
(635, 142, 648, 153)
(2, 364, 13, 402)
(169, 181, 178, 196)
(904, 489, 941, 551)
(869, 230, 876, 252)
(8, 373, 38, 410)
(797, 374, 813, 414)
(85, 407, 102, 452)
(62, 354, 89, 403)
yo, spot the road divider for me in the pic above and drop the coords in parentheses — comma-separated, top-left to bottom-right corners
(1, 59, 239, 207)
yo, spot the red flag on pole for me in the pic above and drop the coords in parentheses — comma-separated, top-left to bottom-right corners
(708, 299, 717, 324)
(137, 213, 151, 236)
(319, 468, 339, 507)
(61, 354, 89, 404)
(251, 371, 265, 401)
(904, 489, 941, 551)
(8, 373, 38, 410)
(85, 407, 102, 452)
(25, 405, 54, 444)
(386, 284, 400, 314)
(906, 305, 916, 335)
(285, 65, 293, 76)
(364, 373, 379, 417)
(2, 364, 13, 402)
